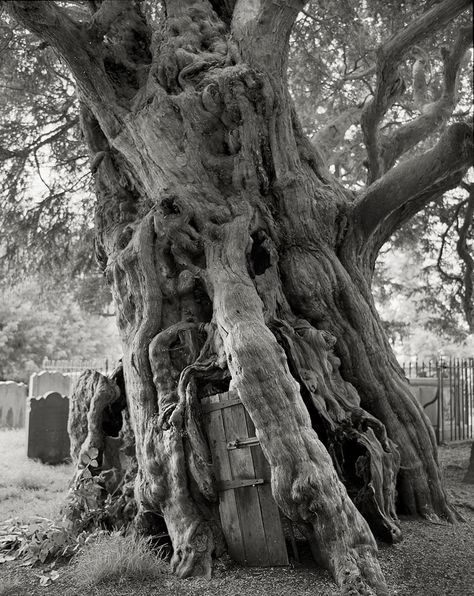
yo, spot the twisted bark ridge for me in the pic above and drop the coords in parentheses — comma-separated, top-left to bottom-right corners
(5, 1, 473, 594)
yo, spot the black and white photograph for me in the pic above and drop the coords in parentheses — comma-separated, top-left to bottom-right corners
(0, 1, 473, 595)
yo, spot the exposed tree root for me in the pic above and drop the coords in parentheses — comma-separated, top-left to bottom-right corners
(281, 245, 457, 523)
(205, 215, 390, 595)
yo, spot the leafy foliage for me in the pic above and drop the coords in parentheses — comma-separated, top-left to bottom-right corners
(0, 279, 119, 382)
(0, 448, 134, 568)
(0, 14, 92, 274)
(375, 186, 474, 343)
(289, 1, 473, 337)
(375, 247, 474, 360)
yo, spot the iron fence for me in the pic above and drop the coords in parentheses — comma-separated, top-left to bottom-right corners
(402, 358, 474, 444)
(41, 357, 114, 375)
(41, 356, 472, 445)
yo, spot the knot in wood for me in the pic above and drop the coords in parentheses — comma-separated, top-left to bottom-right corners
(201, 83, 222, 115)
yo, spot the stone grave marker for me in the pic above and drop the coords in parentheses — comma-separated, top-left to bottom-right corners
(408, 378, 439, 428)
(26, 391, 71, 464)
(29, 370, 72, 400)
(0, 381, 27, 428)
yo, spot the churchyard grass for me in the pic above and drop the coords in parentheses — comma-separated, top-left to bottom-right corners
(0, 429, 72, 523)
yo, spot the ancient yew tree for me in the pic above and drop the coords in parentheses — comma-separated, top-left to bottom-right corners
(3, 0, 473, 594)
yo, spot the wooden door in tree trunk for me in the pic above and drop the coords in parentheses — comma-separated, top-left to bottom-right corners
(202, 391, 288, 567)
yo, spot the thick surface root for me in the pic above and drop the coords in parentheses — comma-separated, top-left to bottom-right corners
(206, 215, 390, 594)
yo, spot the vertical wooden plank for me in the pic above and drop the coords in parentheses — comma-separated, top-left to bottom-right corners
(220, 392, 270, 566)
(202, 394, 245, 563)
(202, 392, 289, 567)
(245, 412, 289, 565)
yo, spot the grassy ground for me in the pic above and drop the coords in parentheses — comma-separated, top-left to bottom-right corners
(0, 429, 73, 523)
(0, 429, 473, 596)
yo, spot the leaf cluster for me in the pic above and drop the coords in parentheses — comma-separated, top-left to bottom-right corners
(0, 447, 134, 568)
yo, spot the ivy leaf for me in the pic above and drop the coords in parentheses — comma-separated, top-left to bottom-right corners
(81, 447, 100, 466)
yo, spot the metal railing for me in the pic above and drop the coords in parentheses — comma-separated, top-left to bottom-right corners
(41, 357, 114, 375)
(402, 358, 474, 444)
(41, 356, 472, 445)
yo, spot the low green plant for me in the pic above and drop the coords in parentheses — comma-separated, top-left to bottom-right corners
(0, 448, 132, 567)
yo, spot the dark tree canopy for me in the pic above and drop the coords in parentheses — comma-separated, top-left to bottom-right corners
(1, 1, 473, 595)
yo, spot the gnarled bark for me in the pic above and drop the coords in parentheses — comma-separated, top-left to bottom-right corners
(7, 1, 471, 594)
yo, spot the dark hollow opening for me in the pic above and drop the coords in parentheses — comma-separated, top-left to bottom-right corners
(250, 232, 271, 276)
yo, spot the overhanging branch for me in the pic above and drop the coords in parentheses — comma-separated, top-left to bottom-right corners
(352, 121, 473, 247)
(360, 0, 471, 183)
(380, 25, 473, 172)
(3, 0, 123, 135)
(0, 117, 79, 161)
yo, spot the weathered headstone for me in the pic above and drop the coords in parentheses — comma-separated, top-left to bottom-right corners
(26, 391, 70, 464)
(29, 370, 72, 399)
(0, 381, 27, 428)
(409, 378, 439, 427)
(26, 371, 74, 464)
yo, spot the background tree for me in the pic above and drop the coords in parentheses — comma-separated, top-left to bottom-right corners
(1, 1, 473, 595)
(0, 278, 119, 382)
(374, 245, 474, 361)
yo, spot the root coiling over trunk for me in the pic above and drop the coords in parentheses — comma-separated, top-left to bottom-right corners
(205, 214, 390, 595)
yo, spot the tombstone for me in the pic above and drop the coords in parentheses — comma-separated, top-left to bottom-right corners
(29, 370, 72, 400)
(409, 378, 439, 427)
(202, 391, 288, 567)
(26, 391, 70, 464)
(0, 381, 28, 428)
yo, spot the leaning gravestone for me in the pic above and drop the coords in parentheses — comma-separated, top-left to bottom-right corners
(26, 391, 70, 464)
(27, 371, 74, 464)
(0, 381, 27, 428)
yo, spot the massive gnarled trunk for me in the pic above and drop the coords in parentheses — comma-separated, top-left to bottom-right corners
(7, 1, 473, 595)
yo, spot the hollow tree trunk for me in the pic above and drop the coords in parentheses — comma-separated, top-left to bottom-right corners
(9, 2, 461, 595)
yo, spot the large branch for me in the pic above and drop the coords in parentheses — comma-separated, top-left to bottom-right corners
(360, 0, 471, 183)
(3, 0, 123, 135)
(0, 117, 79, 161)
(352, 121, 473, 249)
(380, 25, 473, 172)
(232, 0, 305, 76)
